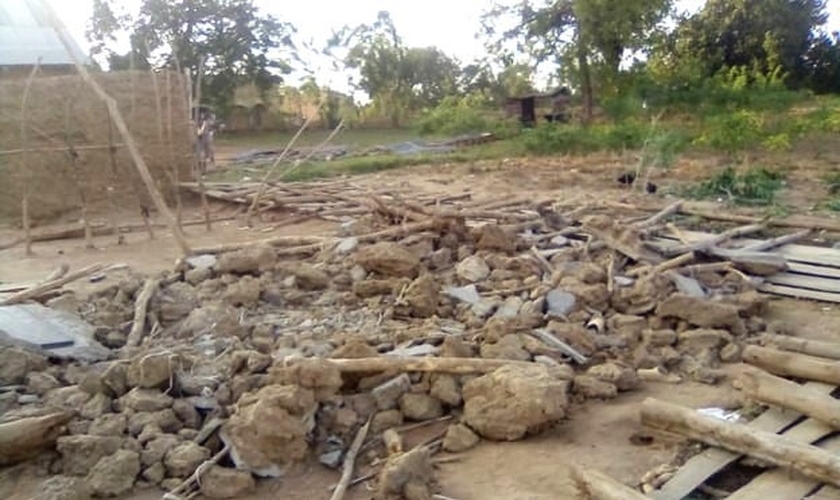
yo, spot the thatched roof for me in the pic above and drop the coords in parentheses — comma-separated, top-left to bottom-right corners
(0, 0, 87, 66)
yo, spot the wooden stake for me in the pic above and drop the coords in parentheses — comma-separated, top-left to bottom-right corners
(188, 61, 212, 232)
(19, 59, 40, 256)
(733, 367, 840, 429)
(572, 465, 653, 500)
(640, 397, 840, 488)
(45, 5, 192, 256)
(329, 418, 372, 500)
(125, 277, 160, 348)
(762, 334, 840, 361)
(321, 357, 567, 376)
(0, 263, 105, 306)
(165, 70, 183, 227)
(742, 345, 840, 385)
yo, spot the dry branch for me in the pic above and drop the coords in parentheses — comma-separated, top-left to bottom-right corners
(45, 5, 191, 256)
(126, 277, 160, 348)
(632, 200, 683, 230)
(329, 417, 372, 500)
(572, 465, 653, 500)
(739, 229, 812, 252)
(663, 223, 766, 256)
(628, 252, 695, 278)
(0, 263, 105, 306)
(733, 367, 840, 429)
(762, 334, 840, 361)
(640, 397, 840, 488)
(675, 207, 840, 233)
(191, 235, 329, 255)
(742, 345, 840, 385)
(322, 357, 565, 376)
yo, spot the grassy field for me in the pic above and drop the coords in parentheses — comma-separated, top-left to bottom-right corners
(215, 127, 433, 150)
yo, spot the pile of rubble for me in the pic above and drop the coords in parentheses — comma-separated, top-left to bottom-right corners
(0, 201, 786, 499)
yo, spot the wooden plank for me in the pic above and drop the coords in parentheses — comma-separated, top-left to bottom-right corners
(766, 274, 840, 294)
(809, 486, 840, 500)
(757, 284, 840, 304)
(725, 434, 840, 500)
(787, 263, 840, 280)
(651, 382, 835, 500)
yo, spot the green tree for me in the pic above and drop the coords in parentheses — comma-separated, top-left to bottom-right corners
(87, 0, 296, 114)
(667, 0, 828, 86)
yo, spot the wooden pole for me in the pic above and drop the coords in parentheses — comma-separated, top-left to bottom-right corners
(125, 277, 160, 348)
(322, 357, 569, 376)
(0, 263, 105, 306)
(165, 70, 183, 226)
(762, 334, 840, 361)
(742, 345, 840, 385)
(640, 397, 840, 488)
(188, 61, 212, 232)
(19, 59, 40, 256)
(329, 418, 372, 500)
(733, 367, 840, 429)
(572, 465, 653, 500)
(45, 5, 191, 256)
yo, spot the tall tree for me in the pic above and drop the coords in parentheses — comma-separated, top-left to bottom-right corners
(87, 0, 297, 114)
(482, 0, 671, 121)
(668, 0, 828, 85)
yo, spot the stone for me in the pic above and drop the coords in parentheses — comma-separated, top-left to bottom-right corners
(35, 475, 90, 500)
(127, 353, 178, 390)
(644, 329, 677, 347)
(399, 393, 444, 421)
(428, 247, 453, 270)
(573, 375, 618, 400)
(330, 339, 378, 359)
(282, 263, 330, 291)
(80, 393, 113, 420)
(430, 375, 462, 407)
(377, 446, 433, 500)
(186, 254, 217, 270)
(607, 314, 648, 342)
(372, 410, 404, 433)
(57, 435, 123, 476)
(223, 276, 262, 307)
(443, 284, 481, 305)
(678, 329, 732, 353)
(185, 267, 212, 285)
(43, 385, 91, 411)
(18, 394, 38, 404)
(199, 466, 256, 498)
(442, 423, 480, 453)
(480, 334, 530, 362)
(88, 413, 128, 437)
(546, 289, 577, 317)
(157, 282, 200, 322)
(475, 224, 517, 254)
(471, 299, 499, 319)
(215, 245, 274, 275)
(179, 302, 244, 339)
(100, 363, 129, 398)
(26, 372, 61, 395)
(123, 388, 173, 412)
(355, 242, 421, 279)
(128, 409, 182, 436)
(319, 449, 343, 469)
(720, 343, 742, 363)
(586, 362, 639, 392)
(456, 255, 490, 283)
(657, 294, 746, 335)
(164, 442, 211, 478)
(173, 399, 202, 429)
(221, 385, 317, 477)
(463, 365, 569, 441)
(335, 237, 359, 255)
(372, 374, 412, 411)
(403, 274, 440, 318)
(86, 449, 140, 497)
(493, 296, 523, 319)
(141, 462, 165, 485)
(141, 434, 180, 467)
(0, 347, 47, 385)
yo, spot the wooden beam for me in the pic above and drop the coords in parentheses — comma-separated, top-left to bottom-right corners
(743, 345, 840, 385)
(762, 334, 840, 361)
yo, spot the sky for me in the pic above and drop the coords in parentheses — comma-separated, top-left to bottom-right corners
(52, 0, 840, 93)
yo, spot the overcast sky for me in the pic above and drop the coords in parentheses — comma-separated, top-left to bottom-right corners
(52, 0, 840, 92)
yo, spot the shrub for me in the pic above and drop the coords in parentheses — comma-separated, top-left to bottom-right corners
(685, 166, 786, 206)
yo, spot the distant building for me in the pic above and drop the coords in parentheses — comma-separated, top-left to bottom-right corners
(505, 87, 571, 126)
(0, 0, 88, 79)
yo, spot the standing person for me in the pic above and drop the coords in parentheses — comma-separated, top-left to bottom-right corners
(196, 110, 215, 173)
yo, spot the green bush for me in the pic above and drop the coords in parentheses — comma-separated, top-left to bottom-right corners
(685, 166, 786, 206)
(414, 94, 517, 137)
(693, 110, 764, 155)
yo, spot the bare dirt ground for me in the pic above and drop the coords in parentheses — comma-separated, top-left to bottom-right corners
(2, 152, 840, 500)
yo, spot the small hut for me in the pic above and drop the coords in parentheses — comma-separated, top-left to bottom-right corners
(505, 87, 571, 126)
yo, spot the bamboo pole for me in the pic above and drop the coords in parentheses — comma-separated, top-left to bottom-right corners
(640, 397, 840, 488)
(19, 59, 40, 256)
(733, 367, 840, 429)
(0, 143, 128, 156)
(45, 5, 191, 256)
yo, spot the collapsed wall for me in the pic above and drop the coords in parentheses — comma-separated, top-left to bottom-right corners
(0, 70, 194, 223)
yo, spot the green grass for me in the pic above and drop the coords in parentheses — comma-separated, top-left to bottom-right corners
(684, 166, 786, 206)
(215, 127, 432, 150)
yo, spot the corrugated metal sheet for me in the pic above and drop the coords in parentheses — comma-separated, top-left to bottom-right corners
(0, 0, 87, 66)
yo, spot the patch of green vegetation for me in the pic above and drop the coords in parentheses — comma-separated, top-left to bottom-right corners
(684, 166, 786, 206)
(214, 127, 425, 150)
(824, 199, 840, 212)
(824, 171, 840, 195)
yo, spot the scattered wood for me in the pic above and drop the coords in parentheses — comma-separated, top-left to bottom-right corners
(572, 464, 653, 500)
(632, 200, 684, 230)
(0, 412, 74, 466)
(190, 235, 329, 255)
(628, 252, 695, 278)
(640, 397, 840, 488)
(329, 417, 372, 500)
(323, 357, 564, 376)
(0, 263, 105, 306)
(125, 277, 160, 348)
(662, 223, 766, 256)
(740, 229, 812, 252)
(733, 367, 840, 429)
(743, 345, 840, 385)
(677, 207, 840, 233)
(762, 334, 840, 361)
